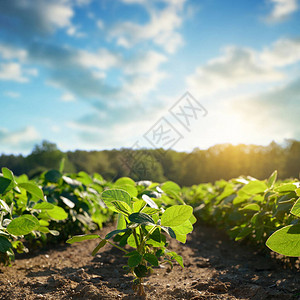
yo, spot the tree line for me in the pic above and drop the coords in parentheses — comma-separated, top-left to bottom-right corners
(0, 140, 299, 186)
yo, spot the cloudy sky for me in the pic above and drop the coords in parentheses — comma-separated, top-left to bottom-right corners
(0, 0, 299, 154)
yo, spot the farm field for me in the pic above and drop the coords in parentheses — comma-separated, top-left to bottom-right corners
(1, 168, 300, 299)
(1, 223, 299, 300)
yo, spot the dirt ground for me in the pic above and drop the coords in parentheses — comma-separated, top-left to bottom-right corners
(1, 222, 300, 300)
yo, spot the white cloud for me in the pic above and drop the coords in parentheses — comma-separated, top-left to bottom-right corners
(266, 0, 298, 23)
(4, 91, 20, 98)
(61, 93, 76, 102)
(110, 0, 186, 53)
(0, 62, 29, 82)
(96, 20, 104, 29)
(260, 37, 300, 67)
(0, 126, 40, 153)
(187, 46, 284, 96)
(0, 44, 27, 61)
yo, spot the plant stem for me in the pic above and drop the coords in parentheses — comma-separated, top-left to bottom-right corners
(101, 238, 129, 254)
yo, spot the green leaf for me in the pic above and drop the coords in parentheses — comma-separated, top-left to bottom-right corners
(66, 234, 100, 244)
(275, 183, 298, 193)
(44, 170, 62, 183)
(92, 239, 107, 256)
(0, 177, 13, 194)
(134, 264, 148, 278)
(115, 184, 138, 198)
(133, 200, 147, 212)
(171, 220, 193, 234)
(267, 170, 277, 188)
(144, 253, 159, 266)
(296, 188, 300, 197)
(129, 212, 155, 225)
(160, 181, 181, 195)
(46, 206, 68, 220)
(117, 214, 126, 230)
(7, 215, 40, 236)
(111, 201, 132, 216)
(266, 225, 300, 256)
(0, 236, 12, 252)
(161, 205, 193, 227)
(18, 182, 44, 200)
(290, 198, 300, 217)
(240, 180, 267, 195)
(105, 229, 129, 239)
(2, 168, 15, 181)
(128, 252, 142, 267)
(239, 203, 260, 212)
(189, 214, 197, 225)
(102, 189, 131, 207)
(62, 176, 82, 186)
(33, 202, 54, 210)
(166, 251, 184, 268)
(115, 177, 136, 187)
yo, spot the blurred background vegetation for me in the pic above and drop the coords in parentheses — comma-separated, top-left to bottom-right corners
(1, 139, 299, 185)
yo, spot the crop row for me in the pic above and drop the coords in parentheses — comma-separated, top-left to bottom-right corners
(183, 171, 300, 257)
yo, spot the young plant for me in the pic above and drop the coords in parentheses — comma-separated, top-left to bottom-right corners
(67, 188, 195, 296)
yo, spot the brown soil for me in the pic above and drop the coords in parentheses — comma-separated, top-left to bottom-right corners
(1, 223, 300, 300)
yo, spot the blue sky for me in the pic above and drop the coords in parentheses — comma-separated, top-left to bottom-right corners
(0, 0, 300, 154)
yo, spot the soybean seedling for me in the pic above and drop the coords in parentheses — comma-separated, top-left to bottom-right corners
(67, 188, 195, 296)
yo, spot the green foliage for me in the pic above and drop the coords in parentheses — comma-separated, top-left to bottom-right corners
(68, 185, 194, 296)
(184, 170, 300, 259)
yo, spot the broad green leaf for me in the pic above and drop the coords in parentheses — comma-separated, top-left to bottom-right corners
(115, 177, 136, 187)
(46, 206, 68, 220)
(0, 177, 13, 194)
(174, 232, 187, 243)
(189, 214, 197, 225)
(92, 240, 107, 256)
(160, 181, 181, 195)
(267, 170, 277, 188)
(2, 168, 15, 181)
(7, 215, 40, 236)
(290, 198, 300, 217)
(18, 182, 44, 200)
(141, 207, 160, 215)
(171, 220, 193, 234)
(161, 205, 193, 227)
(111, 201, 132, 216)
(44, 170, 62, 183)
(239, 204, 260, 212)
(129, 212, 155, 225)
(296, 188, 300, 197)
(128, 252, 142, 267)
(134, 264, 148, 278)
(101, 189, 131, 206)
(105, 229, 129, 239)
(115, 184, 138, 198)
(266, 225, 300, 256)
(77, 171, 93, 185)
(275, 183, 298, 193)
(144, 253, 159, 266)
(33, 202, 54, 210)
(240, 180, 267, 195)
(133, 200, 147, 212)
(117, 214, 126, 230)
(66, 234, 100, 244)
(166, 251, 184, 268)
(0, 236, 12, 252)
(142, 194, 158, 209)
(127, 234, 137, 248)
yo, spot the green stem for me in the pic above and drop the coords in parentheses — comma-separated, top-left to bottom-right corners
(133, 228, 140, 251)
(101, 237, 129, 254)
